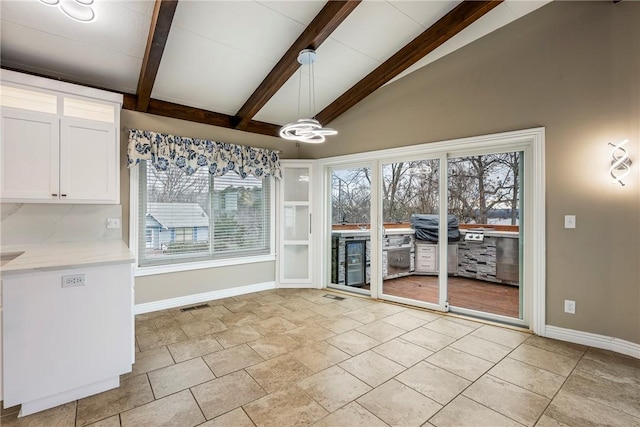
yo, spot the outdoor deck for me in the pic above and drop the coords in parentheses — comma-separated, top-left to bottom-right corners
(364, 275, 520, 318)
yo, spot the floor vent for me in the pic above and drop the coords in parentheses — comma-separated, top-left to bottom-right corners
(180, 303, 211, 312)
(323, 294, 346, 301)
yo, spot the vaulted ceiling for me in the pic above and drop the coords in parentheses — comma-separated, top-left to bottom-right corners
(0, 0, 549, 138)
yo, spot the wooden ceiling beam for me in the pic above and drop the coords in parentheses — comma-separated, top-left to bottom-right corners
(316, 0, 503, 125)
(233, 0, 361, 130)
(124, 95, 281, 137)
(135, 0, 179, 112)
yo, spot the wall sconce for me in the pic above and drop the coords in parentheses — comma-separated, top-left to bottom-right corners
(608, 139, 632, 186)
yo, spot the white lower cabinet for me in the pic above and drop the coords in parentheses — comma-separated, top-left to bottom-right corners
(2, 263, 133, 416)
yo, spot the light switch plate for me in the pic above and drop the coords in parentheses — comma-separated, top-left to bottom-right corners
(564, 215, 576, 229)
(564, 299, 576, 314)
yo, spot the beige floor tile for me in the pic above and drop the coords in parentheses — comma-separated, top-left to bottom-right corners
(251, 304, 292, 319)
(198, 408, 255, 427)
(136, 310, 169, 322)
(562, 368, 640, 418)
(356, 320, 406, 342)
(523, 335, 587, 359)
(290, 341, 351, 373)
(311, 402, 388, 427)
(148, 357, 214, 398)
(1, 401, 76, 427)
(167, 335, 223, 363)
(248, 333, 302, 359)
(120, 389, 204, 427)
(423, 317, 477, 339)
(153, 311, 196, 329)
(252, 316, 298, 335)
(222, 300, 263, 313)
(285, 324, 335, 344)
(280, 297, 319, 312)
(444, 315, 483, 329)
(400, 327, 457, 352)
(85, 415, 120, 427)
(372, 338, 433, 368)
(136, 326, 189, 351)
(404, 309, 442, 323)
(326, 330, 381, 356)
(339, 350, 405, 387)
(396, 361, 471, 405)
(509, 344, 579, 377)
(298, 292, 338, 305)
(429, 395, 522, 427)
(256, 293, 288, 305)
(317, 315, 364, 334)
(123, 346, 174, 380)
(428, 347, 494, 381)
(534, 414, 572, 427)
(215, 325, 263, 348)
(463, 375, 549, 426)
(380, 311, 429, 331)
(76, 375, 154, 426)
(344, 307, 395, 324)
(489, 357, 565, 399)
(181, 319, 227, 338)
(280, 309, 329, 326)
(470, 325, 530, 349)
(449, 335, 512, 363)
(202, 343, 264, 377)
(357, 379, 441, 426)
(544, 389, 640, 427)
(220, 312, 263, 328)
(135, 319, 158, 336)
(189, 305, 233, 321)
(311, 302, 352, 317)
(298, 366, 372, 412)
(335, 296, 376, 311)
(576, 347, 640, 387)
(246, 354, 314, 393)
(243, 385, 328, 427)
(192, 370, 266, 420)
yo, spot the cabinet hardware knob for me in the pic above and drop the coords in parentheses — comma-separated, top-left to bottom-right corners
(52, 193, 58, 196)
(61, 194, 67, 197)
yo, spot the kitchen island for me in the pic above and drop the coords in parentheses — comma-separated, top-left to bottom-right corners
(1, 240, 134, 416)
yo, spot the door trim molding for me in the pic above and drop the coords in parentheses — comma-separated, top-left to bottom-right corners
(317, 127, 546, 334)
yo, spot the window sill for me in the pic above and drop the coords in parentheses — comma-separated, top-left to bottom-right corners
(134, 254, 276, 277)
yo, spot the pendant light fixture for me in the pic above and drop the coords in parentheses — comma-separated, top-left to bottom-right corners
(279, 49, 337, 144)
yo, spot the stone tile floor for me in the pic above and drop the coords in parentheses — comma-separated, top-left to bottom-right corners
(2, 288, 639, 426)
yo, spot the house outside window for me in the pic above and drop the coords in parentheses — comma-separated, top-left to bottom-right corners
(138, 160, 272, 266)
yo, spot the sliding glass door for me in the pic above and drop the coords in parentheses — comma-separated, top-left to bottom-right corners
(328, 164, 372, 296)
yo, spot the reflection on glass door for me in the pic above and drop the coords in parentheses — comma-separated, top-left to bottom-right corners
(380, 159, 445, 309)
(447, 151, 524, 320)
(329, 166, 371, 295)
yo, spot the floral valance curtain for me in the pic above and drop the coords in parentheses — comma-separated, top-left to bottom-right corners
(127, 129, 281, 179)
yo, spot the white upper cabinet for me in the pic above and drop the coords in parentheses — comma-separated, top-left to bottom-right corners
(0, 70, 122, 204)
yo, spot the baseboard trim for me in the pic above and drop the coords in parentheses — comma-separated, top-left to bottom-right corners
(545, 325, 640, 359)
(134, 281, 276, 314)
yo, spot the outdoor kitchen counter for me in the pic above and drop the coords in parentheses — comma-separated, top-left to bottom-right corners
(331, 228, 416, 237)
(460, 229, 519, 238)
(0, 240, 134, 274)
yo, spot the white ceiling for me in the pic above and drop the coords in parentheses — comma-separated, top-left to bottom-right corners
(0, 0, 550, 127)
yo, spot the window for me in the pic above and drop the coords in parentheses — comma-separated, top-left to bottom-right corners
(138, 160, 272, 266)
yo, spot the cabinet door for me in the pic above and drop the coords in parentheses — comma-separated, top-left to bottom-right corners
(60, 118, 118, 203)
(279, 162, 313, 285)
(1, 109, 59, 200)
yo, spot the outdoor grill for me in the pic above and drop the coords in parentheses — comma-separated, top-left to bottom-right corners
(410, 214, 461, 242)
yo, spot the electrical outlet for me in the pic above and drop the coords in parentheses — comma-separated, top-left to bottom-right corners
(107, 218, 121, 229)
(564, 299, 576, 314)
(564, 215, 576, 229)
(62, 274, 85, 288)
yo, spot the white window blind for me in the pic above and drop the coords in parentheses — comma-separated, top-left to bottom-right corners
(139, 160, 271, 266)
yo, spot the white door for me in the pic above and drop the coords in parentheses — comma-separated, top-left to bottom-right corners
(60, 118, 118, 203)
(278, 161, 313, 286)
(0, 109, 59, 200)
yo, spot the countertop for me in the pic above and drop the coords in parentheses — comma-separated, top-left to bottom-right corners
(460, 229, 519, 238)
(332, 228, 416, 237)
(0, 240, 135, 274)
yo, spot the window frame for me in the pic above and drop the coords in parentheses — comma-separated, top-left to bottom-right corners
(129, 161, 276, 277)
